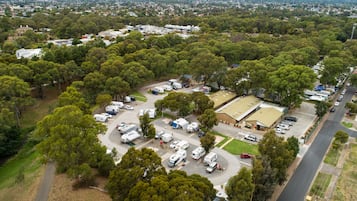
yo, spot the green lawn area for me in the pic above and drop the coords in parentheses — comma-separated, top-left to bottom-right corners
(0, 144, 42, 189)
(223, 139, 259, 155)
(130, 91, 147, 102)
(324, 147, 341, 166)
(215, 137, 230, 148)
(342, 121, 353, 128)
(310, 172, 332, 198)
(209, 131, 229, 147)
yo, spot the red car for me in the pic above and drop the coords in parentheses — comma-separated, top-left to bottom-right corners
(240, 153, 252, 159)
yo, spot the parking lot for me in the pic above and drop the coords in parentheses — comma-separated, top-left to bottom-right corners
(275, 102, 317, 140)
(97, 82, 241, 187)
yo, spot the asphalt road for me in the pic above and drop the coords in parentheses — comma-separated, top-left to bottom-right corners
(278, 86, 357, 201)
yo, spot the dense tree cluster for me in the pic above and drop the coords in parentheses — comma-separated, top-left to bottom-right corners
(107, 147, 216, 201)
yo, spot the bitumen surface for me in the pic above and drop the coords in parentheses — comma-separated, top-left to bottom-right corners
(278, 86, 357, 201)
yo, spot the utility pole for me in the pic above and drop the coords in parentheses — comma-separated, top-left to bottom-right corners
(351, 23, 357, 40)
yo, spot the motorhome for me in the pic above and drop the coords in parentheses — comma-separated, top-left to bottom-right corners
(121, 130, 141, 144)
(203, 152, 218, 165)
(191, 147, 206, 160)
(168, 149, 187, 168)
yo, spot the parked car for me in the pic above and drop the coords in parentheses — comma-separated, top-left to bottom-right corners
(124, 105, 134, 110)
(277, 124, 289, 130)
(155, 131, 165, 139)
(281, 120, 294, 126)
(284, 116, 298, 122)
(206, 162, 218, 173)
(276, 128, 286, 134)
(334, 102, 340, 106)
(244, 134, 258, 142)
(330, 107, 336, 112)
(174, 140, 190, 151)
(240, 153, 252, 159)
(198, 130, 206, 138)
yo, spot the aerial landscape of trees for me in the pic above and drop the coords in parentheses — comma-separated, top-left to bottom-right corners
(0, 2, 356, 200)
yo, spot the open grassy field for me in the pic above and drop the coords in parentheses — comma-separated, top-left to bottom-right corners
(324, 147, 341, 167)
(223, 139, 259, 155)
(332, 143, 357, 201)
(310, 172, 332, 198)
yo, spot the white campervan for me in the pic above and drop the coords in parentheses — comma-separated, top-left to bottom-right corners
(168, 149, 187, 168)
(191, 147, 206, 160)
(203, 152, 218, 165)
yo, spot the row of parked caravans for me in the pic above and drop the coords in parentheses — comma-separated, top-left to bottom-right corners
(168, 146, 218, 168)
(304, 89, 334, 102)
(152, 79, 183, 95)
(116, 123, 142, 144)
(93, 101, 125, 122)
(170, 118, 200, 133)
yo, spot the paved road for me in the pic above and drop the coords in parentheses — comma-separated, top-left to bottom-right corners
(34, 162, 56, 201)
(278, 86, 357, 201)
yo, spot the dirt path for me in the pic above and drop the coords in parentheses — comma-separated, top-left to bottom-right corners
(34, 162, 56, 201)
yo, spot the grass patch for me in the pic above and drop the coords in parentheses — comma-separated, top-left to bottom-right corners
(21, 97, 58, 128)
(130, 91, 147, 102)
(332, 143, 357, 201)
(342, 121, 353, 128)
(0, 143, 42, 189)
(223, 139, 259, 155)
(209, 131, 229, 147)
(310, 172, 332, 198)
(215, 137, 230, 148)
(324, 147, 341, 166)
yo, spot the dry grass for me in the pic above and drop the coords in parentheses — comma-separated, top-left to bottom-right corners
(48, 174, 111, 201)
(332, 143, 357, 201)
(0, 165, 44, 201)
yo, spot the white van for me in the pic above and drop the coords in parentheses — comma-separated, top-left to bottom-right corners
(203, 152, 218, 165)
(93, 114, 109, 122)
(191, 147, 206, 160)
(174, 140, 190, 151)
(168, 149, 187, 168)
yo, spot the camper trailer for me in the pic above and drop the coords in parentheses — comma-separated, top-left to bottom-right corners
(161, 133, 173, 143)
(174, 140, 190, 151)
(118, 124, 138, 135)
(93, 114, 109, 122)
(121, 130, 141, 144)
(105, 105, 120, 115)
(111, 101, 124, 108)
(171, 118, 189, 129)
